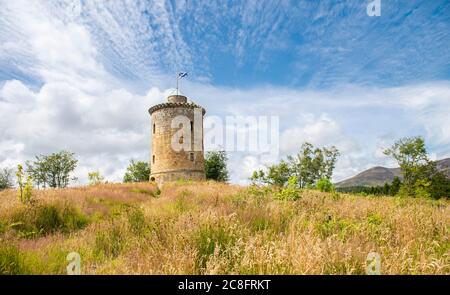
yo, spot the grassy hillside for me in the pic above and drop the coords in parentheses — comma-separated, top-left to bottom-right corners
(335, 166, 399, 188)
(0, 181, 449, 274)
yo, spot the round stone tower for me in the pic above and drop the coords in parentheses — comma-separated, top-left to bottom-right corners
(148, 94, 206, 185)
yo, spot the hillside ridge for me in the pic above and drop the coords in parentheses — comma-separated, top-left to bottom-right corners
(336, 158, 450, 188)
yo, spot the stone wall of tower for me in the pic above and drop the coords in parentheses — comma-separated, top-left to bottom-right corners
(149, 104, 205, 185)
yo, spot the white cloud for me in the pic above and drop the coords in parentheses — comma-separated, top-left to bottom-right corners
(281, 114, 350, 153)
(229, 155, 265, 185)
(0, 79, 157, 182)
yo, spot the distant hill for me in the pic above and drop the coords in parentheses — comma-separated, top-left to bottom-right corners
(336, 158, 450, 188)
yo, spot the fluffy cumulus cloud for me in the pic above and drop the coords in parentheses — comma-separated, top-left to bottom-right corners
(1, 0, 450, 185)
(0, 78, 164, 184)
(0, 0, 166, 184)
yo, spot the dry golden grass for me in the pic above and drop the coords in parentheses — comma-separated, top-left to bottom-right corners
(0, 181, 448, 274)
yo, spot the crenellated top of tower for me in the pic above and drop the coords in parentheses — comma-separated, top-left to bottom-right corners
(148, 94, 206, 115)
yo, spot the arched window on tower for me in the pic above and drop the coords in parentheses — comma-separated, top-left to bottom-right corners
(153, 123, 155, 134)
(152, 155, 155, 164)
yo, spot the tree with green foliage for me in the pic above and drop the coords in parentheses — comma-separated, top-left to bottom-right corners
(384, 137, 431, 196)
(288, 143, 339, 188)
(123, 160, 151, 183)
(336, 180, 403, 196)
(428, 171, 450, 199)
(384, 136, 450, 198)
(251, 160, 290, 187)
(204, 150, 229, 182)
(252, 142, 339, 189)
(26, 151, 78, 188)
(88, 171, 105, 185)
(390, 177, 401, 196)
(0, 168, 13, 190)
(316, 178, 335, 193)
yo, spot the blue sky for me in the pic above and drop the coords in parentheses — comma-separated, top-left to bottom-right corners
(1, 0, 450, 184)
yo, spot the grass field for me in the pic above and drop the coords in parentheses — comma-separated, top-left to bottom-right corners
(0, 181, 448, 274)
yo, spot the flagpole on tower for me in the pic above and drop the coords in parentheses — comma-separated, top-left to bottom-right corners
(176, 72, 188, 97)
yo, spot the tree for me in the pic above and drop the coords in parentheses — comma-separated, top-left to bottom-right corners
(251, 143, 340, 188)
(288, 142, 340, 188)
(205, 151, 229, 182)
(123, 160, 151, 183)
(88, 171, 105, 185)
(0, 168, 13, 190)
(384, 136, 449, 198)
(384, 137, 429, 195)
(26, 151, 78, 188)
(428, 172, 450, 199)
(316, 178, 334, 193)
(390, 177, 401, 196)
(251, 160, 291, 187)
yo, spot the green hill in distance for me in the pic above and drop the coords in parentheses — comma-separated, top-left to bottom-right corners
(336, 158, 450, 188)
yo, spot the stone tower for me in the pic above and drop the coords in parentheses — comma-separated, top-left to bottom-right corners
(148, 94, 206, 185)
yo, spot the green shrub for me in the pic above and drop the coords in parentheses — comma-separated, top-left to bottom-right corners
(317, 216, 358, 240)
(60, 206, 89, 232)
(0, 245, 26, 274)
(275, 176, 301, 201)
(35, 205, 60, 234)
(316, 178, 334, 192)
(414, 179, 432, 198)
(10, 203, 88, 237)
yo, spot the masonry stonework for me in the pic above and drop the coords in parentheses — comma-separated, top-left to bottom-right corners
(148, 94, 206, 186)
